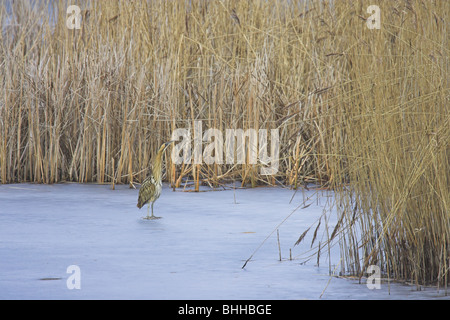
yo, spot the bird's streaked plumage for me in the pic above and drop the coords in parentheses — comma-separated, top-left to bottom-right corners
(137, 141, 174, 219)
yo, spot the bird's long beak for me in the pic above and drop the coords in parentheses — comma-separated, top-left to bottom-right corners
(164, 140, 176, 148)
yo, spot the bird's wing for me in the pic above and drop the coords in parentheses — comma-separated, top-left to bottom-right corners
(137, 175, 157, 208)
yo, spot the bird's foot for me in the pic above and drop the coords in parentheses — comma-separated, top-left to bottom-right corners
(143, 215, 162, 220)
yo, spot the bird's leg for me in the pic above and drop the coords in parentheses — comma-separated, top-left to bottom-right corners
(150, 202, 162, 219)
(146, 203, 151, 219)
(144, 202, 161, 220)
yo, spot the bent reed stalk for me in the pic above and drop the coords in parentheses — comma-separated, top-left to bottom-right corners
(0, 0, 448, 287)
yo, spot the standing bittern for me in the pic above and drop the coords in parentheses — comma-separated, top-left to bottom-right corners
(137, 141, 175, 219)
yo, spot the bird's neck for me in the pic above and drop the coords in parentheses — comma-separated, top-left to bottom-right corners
(151, 151, 164, 180)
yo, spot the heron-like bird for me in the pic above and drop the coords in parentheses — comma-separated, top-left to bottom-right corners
(137, 141, 175, 219)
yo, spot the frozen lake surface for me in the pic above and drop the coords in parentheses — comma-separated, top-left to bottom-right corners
(0, 183, 448, 300)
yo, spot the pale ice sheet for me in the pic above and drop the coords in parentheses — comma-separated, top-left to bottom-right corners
(0, 183, 448, 299)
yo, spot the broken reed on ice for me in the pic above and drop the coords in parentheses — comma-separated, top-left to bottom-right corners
(0, 1, 448, 287)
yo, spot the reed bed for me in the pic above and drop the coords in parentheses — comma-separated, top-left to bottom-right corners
(324, 1, 449, 288)
(0, 0, 448, 287)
